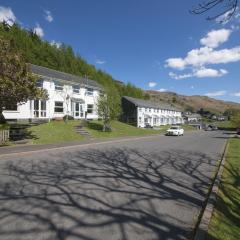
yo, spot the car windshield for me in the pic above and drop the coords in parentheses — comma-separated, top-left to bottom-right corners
(170, 127, 178, 130)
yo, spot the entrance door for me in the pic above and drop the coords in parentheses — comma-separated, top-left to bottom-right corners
(33, 100, 46, 118)
(72, 102, 84, 118)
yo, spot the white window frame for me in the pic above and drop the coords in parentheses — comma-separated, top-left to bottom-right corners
(54, 101, 64, 113)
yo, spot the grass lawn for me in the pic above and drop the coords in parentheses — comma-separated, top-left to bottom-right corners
(216, 121, 237, 130)
(85, 120, 196, 138)
(208, 138, 240, 240)
(28, 120, 84, 145)
(13, 120, 197, 145)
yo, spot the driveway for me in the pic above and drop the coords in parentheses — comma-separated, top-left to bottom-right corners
(0, 131, 227, 240)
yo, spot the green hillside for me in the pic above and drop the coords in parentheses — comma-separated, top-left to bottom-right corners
(0, 22, 149, 100)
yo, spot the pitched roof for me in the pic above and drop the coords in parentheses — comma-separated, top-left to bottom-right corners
(122, 96, 179, 111)
(29, 64, 101, 89)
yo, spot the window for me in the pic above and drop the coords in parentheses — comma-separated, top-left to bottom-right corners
(54, 81, 63, 91)
(54, 101, 64, 113)
(87, 104, 94, 114)
(36, 79, 43, 88)
(73, 85, 80, 94)
(139, 117, 142, 122)
(86, 88, 93, 96)
(139, 108, 142, 112)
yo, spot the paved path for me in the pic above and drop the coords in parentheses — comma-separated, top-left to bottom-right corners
(0, 131, 228, 240)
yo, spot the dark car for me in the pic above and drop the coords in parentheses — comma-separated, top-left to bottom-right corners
(145, 123, 153, 128)
(237, 128, 240, 135)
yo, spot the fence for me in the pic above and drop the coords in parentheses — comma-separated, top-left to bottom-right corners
(0, 129, 9, 145)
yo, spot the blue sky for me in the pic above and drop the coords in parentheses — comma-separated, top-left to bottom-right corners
(0, 0, 240, 102)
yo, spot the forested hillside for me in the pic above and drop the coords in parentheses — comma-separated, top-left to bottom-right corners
(0, 22, 149, 100)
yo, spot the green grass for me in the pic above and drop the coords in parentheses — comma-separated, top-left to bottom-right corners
(28, 120, 84, 145)
(85, 120, 196, 138)
(85, 120, 167, 138)
(18, 120, 197, 145)
(208, 138, 240, 240)
(216, 121, 237, 130)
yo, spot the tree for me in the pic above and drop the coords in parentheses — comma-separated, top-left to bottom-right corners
(97, 86, 121, 132)
(191, 0, 238, 22)
(0, 38, 46, 123)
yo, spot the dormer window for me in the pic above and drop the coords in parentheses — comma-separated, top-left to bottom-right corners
(54, 81, 63, 91)
(36, 79, 43, 88)
(86, 87, 93, 96)
(73, 85, 80, 94)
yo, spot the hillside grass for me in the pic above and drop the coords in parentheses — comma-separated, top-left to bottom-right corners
(85, 120, 196, 138)
(28, 120, 84, 145)
(216, 121, 237, 130)
(9, 120, 197, 145)
(208, 138, 240, 240)
(85, 120, 168, 138)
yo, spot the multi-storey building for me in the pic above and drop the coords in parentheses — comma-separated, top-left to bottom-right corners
(3, 64, 102, 121)
(122, 96, 183, 127)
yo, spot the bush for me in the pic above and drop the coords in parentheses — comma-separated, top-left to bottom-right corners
(63, 115, 74, 121)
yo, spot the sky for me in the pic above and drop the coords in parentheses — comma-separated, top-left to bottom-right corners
(0, 0, 240, 103)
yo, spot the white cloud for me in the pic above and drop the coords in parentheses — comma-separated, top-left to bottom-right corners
(95, 59, 106, 65)
(166, 46, 240, 70)
(200, 29, 232, 48)
(165, 28, 240, 80)
(233, 92, 240, 97)
(195, 68, 227, 78)
(158, 88, 167, 92)
(169, 67, 227, 79)
(44, 10, 53, 22)
(33, 23, 44, 38)
(148, 82, 157, 88)
(190, 85, 194, 89)
(0, 6, 16, 26)
(205, 90, 226, 97)
(50, 40, 61, 48)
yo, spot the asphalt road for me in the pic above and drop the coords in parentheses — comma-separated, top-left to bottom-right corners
(0, 131, 227, 240)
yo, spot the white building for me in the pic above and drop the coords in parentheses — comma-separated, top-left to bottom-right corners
(122, 96, 183, 128)
(3, 64, 102, 121)
(183, 113, 202, 123)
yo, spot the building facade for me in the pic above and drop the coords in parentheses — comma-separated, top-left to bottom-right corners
(122, 96, 183, 128)
(3, 64, 102, 121)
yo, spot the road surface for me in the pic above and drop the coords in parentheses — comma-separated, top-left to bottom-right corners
(0, 131, 227, 240)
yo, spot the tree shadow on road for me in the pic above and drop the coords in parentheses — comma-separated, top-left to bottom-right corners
(0, 148, 219, 240)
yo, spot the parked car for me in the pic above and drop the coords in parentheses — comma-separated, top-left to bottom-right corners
(237, 128, 240, 135)
(166, 126, 184, 136)
(145, 123, 153, 128)
(205, 125, 218, 131)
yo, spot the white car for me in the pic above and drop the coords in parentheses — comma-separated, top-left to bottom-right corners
(166, 126, 184, 136)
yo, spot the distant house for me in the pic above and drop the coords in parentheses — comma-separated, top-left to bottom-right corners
(183, 113, 202, 123)
(3, 64, 102, 121)
(121, 96, 183, 128)
(217, 116, 226, 121)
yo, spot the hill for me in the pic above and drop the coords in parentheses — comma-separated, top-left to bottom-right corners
(147, 90, 240, 114)
(0, 22, 149, 101)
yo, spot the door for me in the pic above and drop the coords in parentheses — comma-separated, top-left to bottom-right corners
(33, 100, 46, 118)
(72, 102, 84, 118)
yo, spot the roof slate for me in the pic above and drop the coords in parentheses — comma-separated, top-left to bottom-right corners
(29, 64, 101, 89)
(123, 96, 179, 111)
